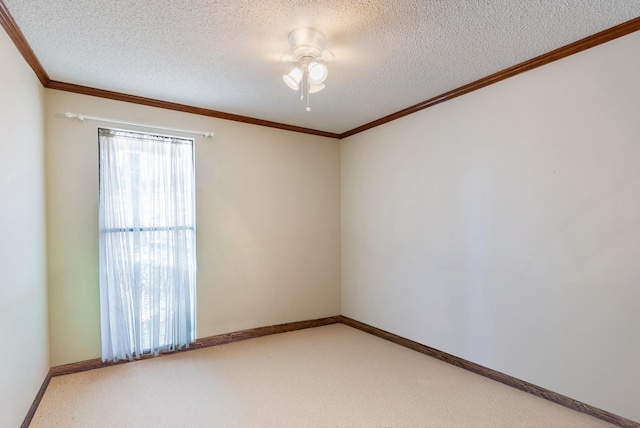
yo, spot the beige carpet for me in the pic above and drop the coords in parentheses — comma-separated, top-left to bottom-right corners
(31, 324, 616, 427)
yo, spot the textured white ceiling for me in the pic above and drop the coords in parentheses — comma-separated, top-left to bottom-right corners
(4, 1, 640, 134)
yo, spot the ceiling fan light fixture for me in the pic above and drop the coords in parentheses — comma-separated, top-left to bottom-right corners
(308, 62, 328, 84)
(282, 27, 332, 111)
(309, 82, 326, 94)
(283, 67, 303, 90)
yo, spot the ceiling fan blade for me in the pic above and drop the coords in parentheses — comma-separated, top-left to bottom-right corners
(319, 50, 334, 62)
(281, 53, 297, 63)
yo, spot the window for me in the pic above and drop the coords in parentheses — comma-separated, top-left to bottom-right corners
(98, 128, 196, 361)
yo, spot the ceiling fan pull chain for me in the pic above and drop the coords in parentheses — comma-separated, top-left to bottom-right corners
(303, 71, 311, 111)
(301, 70, 307, 101)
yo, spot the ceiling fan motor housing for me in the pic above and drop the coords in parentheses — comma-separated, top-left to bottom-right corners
(288, 27, 326, 61)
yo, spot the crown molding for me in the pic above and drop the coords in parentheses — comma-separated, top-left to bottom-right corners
(2, 0, 639, 139)
(46, 81, 341, 139)
(0, 0, 49, 86)
(339, 15, 640, 139)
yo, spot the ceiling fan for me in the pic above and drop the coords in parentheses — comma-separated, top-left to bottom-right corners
(281, 28, 333, 111)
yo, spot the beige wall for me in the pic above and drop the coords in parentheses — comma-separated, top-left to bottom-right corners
(341, 31, 640, 421)
(0, 30, 49, 426)
(45, 90, 341, 366)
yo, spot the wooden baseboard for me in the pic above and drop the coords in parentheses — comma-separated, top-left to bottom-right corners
(50, 316, 342, 376)
(193, 316, 341, 349)
(33, 315, 638, 428)
(338, 315, 639, 428)
(20, 369, 52, 428)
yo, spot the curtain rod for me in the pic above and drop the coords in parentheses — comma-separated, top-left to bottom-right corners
(64, 112, 214, 138)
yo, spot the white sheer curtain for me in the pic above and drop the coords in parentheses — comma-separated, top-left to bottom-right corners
(99, 128, 196, 362)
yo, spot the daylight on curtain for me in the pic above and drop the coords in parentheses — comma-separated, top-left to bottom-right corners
(98, 128, 197, 362)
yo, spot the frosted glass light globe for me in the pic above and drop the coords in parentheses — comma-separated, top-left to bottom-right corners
(308, 62, 328, 84)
